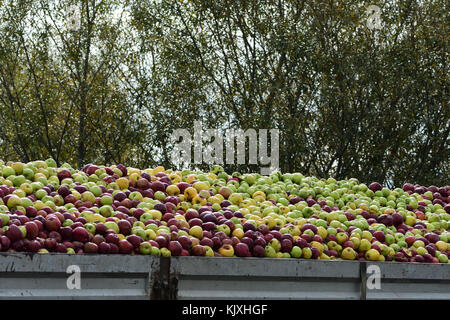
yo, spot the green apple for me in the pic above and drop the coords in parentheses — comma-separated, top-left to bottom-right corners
(416, 247, 427, 255)
(389, 243, 400, 252)
(228, 193, 243, 205)
(397, 240, 408, 248)
(336, 232, 348, 244)
(268, 238, 281, 252)
(303, 229, 315, 238)
(45, 158, 57, 168)
(0, 213, 10, 226)
(264, 245, 276, 258)
(405, 215, 416, 226)
(63, 219, 74, 227)
(204, 245, 214, 257)
(132, 227, 146, 239)
(290, 246, 302, 258)
(139, 242, 153, 255)
(84, 223, 96, 235)
(394, 233, 405, 242)
(19, 183, 33, 195)
(99, 205, 113, 217)
(89, 186, 102, 197)
(133, 221, 146, 229)
(302, 247, 313, 259)
(438, 254, 448, 263)
(413, 240, 425, 248)
(80, 191, 96, 203)
(216, 224, 231, 236)
(53, 195, 64, 206)
(145, 229, 156, 240)
(212, 203, 221, 211)
(33, 189, 46, 201)
(327, 227, 337, 236)
(244, 174, 257, 185)
(104, 221, 120, 234)
(7, 195, 22, 208)
(362, 230, 373, 241)
(385, 234, 395, 245)
(292, 173, 303, 184)
(379, 244, 390, 256)
(140, 212, 153, 223)
(2, 166, 15, 177)
(22, 168, 34, 180)
(349, 237, 360, 249)
(20, 197, 33, 208)
(154, 191, 166, 201)
(129, 191, 144, 201)
(329, 220, 341, 229)
(359, 239, 371, 252)
(145, 223, 158, 232)
(160, 247, 171, 257)
(151, 246, 160, 256)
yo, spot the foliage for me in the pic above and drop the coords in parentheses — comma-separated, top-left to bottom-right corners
(0, 0, 448, 187)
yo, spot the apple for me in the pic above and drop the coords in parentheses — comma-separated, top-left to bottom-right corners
(155, 235, 168, 248)
(59, 226, 73, 241)
(405, 236, 416, 247)
(268, 238, 281, 252)
(118, 239, 134, 254)
(235, 243, 250, 257)
(72, 227, 90, 243)
(290, 246, 302, 258)
(218, 244, 234, 257)
(373, 231, 385, 242)
(302, 247, 312, 259)
(365, 249, 380, 261)
(127, 235, 144, 248)
(5, 225, 23, 242)
(192, 245, 206, 256)
(177, 235, 192, 250)
(55, 243, 67, 253)
(252, 245, 265, 257)
(281, 238, 293, 253)
(0, 214, 10, 227)
(27, 239, 42, 252)
(84, 242, 99, 253)
(341, 247, 356, 260)
(336, 232, 348, 244)
(92, 234, 105, 246)
(45, 214, 61, 231)
(168, 241, 183, 256)
(139, 241, 153, 255)
(24, 221, 39, 239)
(116, 219, 131, 236)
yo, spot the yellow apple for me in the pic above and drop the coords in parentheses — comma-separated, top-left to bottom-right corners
(189, 226, 204, 239)
(218, 244, 234, 257)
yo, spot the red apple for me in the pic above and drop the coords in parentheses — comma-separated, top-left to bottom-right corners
(235, 243, 250, 257)
(72, 227, 90, 243)
(118, 239, 134, 254)
(168, 241, 183, 256)
(24, 221, 39, 239)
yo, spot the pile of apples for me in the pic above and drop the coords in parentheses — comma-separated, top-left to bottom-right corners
(0, 159, 448, 263)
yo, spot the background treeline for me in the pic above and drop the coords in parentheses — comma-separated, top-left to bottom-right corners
(0, 0, 448, 187)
